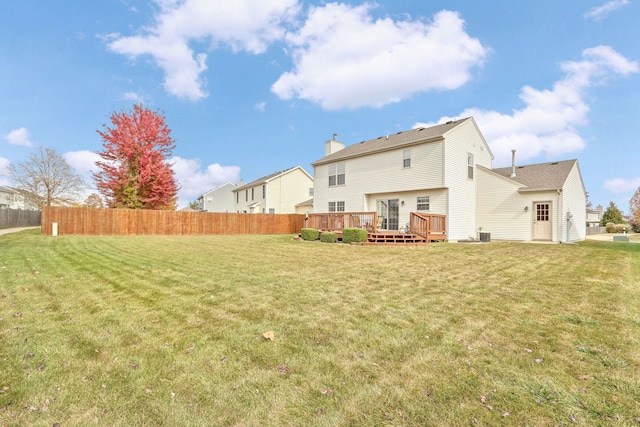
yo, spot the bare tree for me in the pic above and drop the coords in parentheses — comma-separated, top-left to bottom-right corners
(9, 146, 86, 208)
(84, 193, 105, 208)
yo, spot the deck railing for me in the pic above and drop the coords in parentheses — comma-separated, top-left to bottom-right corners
(409, 212, 447, 241)
(307, 212, 377, 232)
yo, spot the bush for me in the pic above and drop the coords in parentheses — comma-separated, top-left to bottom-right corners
(606, 223, 630, 233)
(320, 232, 337, 243)
(300, 228, 319, 241)
(615, 224, 629, 233)
(342, 228, 368, 244)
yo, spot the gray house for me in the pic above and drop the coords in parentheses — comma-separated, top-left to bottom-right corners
(195, 182, 238, 212)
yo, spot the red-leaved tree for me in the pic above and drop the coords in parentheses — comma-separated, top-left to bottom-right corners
(94, 104, 179, 210)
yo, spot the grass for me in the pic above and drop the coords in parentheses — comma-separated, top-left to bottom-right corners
(1, 229, 639, 426)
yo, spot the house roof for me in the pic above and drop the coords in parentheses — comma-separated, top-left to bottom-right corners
(233, 166, 311, 192)
(311, 118, 472, 165)
(492, 159, 578, 192)
(295, 198, 313, 207)
(198, 182, 236, 199)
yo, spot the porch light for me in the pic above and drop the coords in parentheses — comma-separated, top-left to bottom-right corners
(524, 206, 529, 212)
(401, 201, 405, 206)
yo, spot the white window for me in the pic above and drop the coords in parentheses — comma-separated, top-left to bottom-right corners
(403, 149, 411, 168)
(328, 201, 345, 212)
(328, 162, 345, 186)
(467, 153, 474, 180)
(417, 196, 430, 211)
(269, 208, 275, 214)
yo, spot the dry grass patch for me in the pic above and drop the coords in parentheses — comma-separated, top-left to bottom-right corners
(1, 230, 639, 425)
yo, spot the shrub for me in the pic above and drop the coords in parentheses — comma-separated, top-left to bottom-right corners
(615, 224, 629, 233)
(342, 228, 368, 244)
(606, 223, 629, 233)
(300, 228, 319, 241)
(320, 232, 337, 243)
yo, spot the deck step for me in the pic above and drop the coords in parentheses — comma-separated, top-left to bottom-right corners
(366, 232, 429, 245)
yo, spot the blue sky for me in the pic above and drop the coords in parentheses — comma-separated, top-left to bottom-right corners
(1, 0, 639, 211)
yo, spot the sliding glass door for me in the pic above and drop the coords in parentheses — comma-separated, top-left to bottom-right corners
(376, 199, 399, 231)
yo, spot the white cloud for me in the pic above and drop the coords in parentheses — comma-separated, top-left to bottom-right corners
(170, 156, 240, 206)
(255, 101, 267, 112)
(4, 127, 33, 147)
(603, 177, 640, 193)
(63, 150, 102, 175)
(107, 0, 299, 101)
(272, 5, 488, 110)
(123, 91, 145, 103)
(584, 0, 630, 20)
(415, 46, 639, 166)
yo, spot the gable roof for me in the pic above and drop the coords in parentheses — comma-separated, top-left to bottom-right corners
(233, 166, 311, 192)
(312, 117, 473, 165)
(492, 159, 578, 192)
(198, 182, 236, 199)
(295, 198, 313, 207)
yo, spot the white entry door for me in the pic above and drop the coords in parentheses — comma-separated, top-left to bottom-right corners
(533, 202, 552, 240)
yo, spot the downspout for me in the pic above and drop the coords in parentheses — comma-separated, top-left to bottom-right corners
(557, 189, 563, 243)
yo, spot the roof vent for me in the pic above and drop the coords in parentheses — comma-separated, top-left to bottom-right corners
(417, 127, 425, 131)
(445, 120, 453, 124)
(396, 131, 403, 134)
(550, 162, 558, 165)
(510, 149, 517, 178)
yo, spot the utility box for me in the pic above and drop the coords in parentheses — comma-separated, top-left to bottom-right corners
(479, 232, 491, 242)
(52, 222, 58, 236)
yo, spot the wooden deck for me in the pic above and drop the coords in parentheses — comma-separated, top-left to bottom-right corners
(308, 212, 446, 246)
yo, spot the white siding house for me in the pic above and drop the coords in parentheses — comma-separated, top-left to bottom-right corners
(311, 117, 587, 242)
(233, 166, 313, 214)
(0, 186, 33, 209)
(195, 182, 237, 212)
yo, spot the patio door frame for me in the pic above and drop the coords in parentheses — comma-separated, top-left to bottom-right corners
(376, 199, 400, 231)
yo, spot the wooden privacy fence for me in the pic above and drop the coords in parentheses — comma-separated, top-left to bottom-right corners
(41, 207, 305, 236)
(0, 208, 41, 229)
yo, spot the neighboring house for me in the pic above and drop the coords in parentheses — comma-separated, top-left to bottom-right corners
(586, 205, 604, 227)
(195, 182, 238, 212)
(233, 166, 313, 214)
(311, 117, 586, 242)
(0, 185, 30, 209)
(295, 198, 314, 215)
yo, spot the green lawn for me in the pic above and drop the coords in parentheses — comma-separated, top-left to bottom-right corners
(1, 229, 639, 426)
